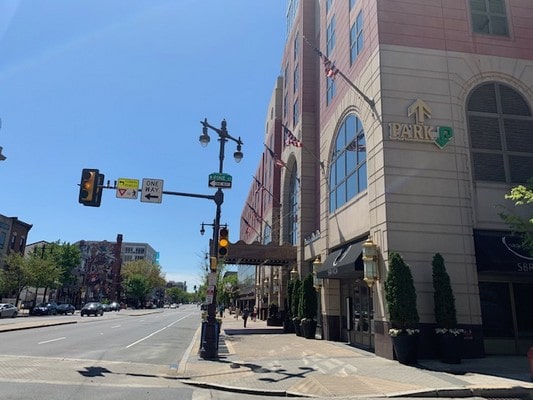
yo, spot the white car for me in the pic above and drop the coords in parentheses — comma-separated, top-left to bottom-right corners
(170, 303, 178, 309)
(0, 303, 18, 318)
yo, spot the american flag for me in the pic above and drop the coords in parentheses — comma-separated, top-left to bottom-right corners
(347, 139, 366, 152)
(324, 57, 338, 79)
(265, 144, 286, 168)
(242, 217, 253, 234)
(253, 176, 265, 194)
(283, 124, 302, 148)
(247, 203, 262, 222)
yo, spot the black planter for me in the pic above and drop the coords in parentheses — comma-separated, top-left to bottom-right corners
(301, 319, 317, 339)
(293, 319, 302, 336)
(283, 318, 295, 333)
(437, 332, 463, 364)
(392, 334, 418, 365)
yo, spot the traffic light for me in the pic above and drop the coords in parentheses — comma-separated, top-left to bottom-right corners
(210, 256, 218, 272)
(78, 168, 104, 207)
(218, 227, 229, 258)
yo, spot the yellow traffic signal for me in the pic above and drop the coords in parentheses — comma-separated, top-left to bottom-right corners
(210, 256, 218, 272)
(79, 168, 104, 207)
(218, 227, 229, 258)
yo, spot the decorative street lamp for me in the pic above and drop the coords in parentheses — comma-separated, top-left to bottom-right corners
(199, 118, 243, 360)
(362, 237, 379, 288)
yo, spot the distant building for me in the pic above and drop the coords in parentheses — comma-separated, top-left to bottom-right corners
(0, 213, 32, 270)
(167, 281, 187, 292)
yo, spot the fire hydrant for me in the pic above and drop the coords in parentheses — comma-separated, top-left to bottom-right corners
(528, 347, 533, 380)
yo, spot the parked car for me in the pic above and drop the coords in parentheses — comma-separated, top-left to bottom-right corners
(0, 303, 18, 318)
(108, 302, 120, 311)
(101, 303, 111, 312)
(80, 302, 104, 317)
(56, 303, 75, 315)
(30, 302, 58, 316)
(170, 303, 179, 309)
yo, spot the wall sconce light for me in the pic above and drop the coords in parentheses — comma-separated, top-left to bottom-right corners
(312, 256, 322, 291)
(263, 277, 269, 290)
(290, 266, 298, 281)
(273, 271, 279, 294)
(362, 236, 379, 288)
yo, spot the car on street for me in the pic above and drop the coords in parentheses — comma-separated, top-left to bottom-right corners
(108, 301, 120, 311)
(30, 302, 58, 316)
(80, 302, 104, 317)
(56, 303, 76, 315)
(0, 303, 18, 318)
(170, 303, 178, 309)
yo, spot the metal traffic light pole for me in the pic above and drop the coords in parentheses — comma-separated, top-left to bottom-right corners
(198, 118, 243, 360)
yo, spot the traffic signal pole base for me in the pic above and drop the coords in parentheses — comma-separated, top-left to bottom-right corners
(199, 304, 219, 360)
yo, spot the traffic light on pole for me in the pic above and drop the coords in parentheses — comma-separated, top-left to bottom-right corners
(218, 227, 229, 259)
(78, 168, 104, 207)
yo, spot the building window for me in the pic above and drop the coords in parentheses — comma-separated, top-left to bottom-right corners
(326, 0, 333, 14)
(349, 0, 356, 11)
(284, 64, 288, 88)
(467, 82, 533, 184)
(326, 15, 336, 56)
(326, 75, 336, 105)
(470, 0, 509, 36)
(329, 114, 367, 213)
(0, 231, 5, 250)
(294, 31, 299, 60)
(350, 11, 364, 65)
(10, 232, 17, 250)
(284, 92, 288, 119)
(287, 164, 299, 245)
(293, 98, 300, 127)
(293, 64, 299, 93)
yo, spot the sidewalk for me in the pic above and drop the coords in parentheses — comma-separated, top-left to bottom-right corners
(180, 311, 533, 398)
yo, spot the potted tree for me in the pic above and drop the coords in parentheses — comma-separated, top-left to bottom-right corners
(384, 252, 420, 365)
(284, 279, 295, 333)
(291, 278, 302, 336)
(432, 253, 464, 364)
(299, 273, 318, 339)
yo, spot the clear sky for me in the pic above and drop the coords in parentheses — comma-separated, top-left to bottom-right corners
(0, 1, 288, 291)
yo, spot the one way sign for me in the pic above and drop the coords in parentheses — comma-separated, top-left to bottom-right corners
(141, 178, 164, 203)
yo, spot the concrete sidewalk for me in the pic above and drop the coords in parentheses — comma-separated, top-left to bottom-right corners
(180, 312, 533, 398)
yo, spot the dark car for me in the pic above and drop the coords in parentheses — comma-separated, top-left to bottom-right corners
(30, 302, 58, 316)
(56, 303, 75, 315)
(108, 302, 120, 311)
(80, 302, 104, 317)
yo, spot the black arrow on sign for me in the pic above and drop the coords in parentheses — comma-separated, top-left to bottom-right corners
(144, 193, 160, 200)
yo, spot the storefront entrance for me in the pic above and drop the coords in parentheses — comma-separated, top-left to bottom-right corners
(342, 280, 374, 350)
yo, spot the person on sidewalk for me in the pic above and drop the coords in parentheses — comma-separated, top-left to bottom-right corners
(242, 308, 250, 328)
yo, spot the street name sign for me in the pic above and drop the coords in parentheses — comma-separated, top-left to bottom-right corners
(141, 178, 164, 203)
(116, 178, 139, 199)
(208, 172, 232, 189)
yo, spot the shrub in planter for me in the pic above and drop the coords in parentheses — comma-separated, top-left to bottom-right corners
(291, 279, 302, 336)
(432, 253, 463, 363)
(384, 252, 420, 364)
(299, 273, 318, 339)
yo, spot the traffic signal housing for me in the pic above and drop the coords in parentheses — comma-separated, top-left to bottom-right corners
(210, 256, 218, 272)
(218, 227, 229, 259)
(79, 168, 104, 207)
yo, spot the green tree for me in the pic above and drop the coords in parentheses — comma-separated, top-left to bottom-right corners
(432, 253, 457, 329)
(384, 252, 419, 330)
(123, 274, 151, 307)
(121, 259, 166, 289)
(2, 253, 34, 304)
(499, 178, 533, 255)
(298, 273, 317, 320)
(28, 251, 63, 302)
(291, 279, 302, 320)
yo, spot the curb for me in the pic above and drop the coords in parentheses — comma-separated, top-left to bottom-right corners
(0, 321, 77, 333)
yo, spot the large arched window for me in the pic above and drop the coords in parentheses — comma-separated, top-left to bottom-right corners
(467, 82, 533, 183)
(287, 163, 299, 245)
(329, 114, 367, 213)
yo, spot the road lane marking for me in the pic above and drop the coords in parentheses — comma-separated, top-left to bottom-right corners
(38, 337, 66, 345)
(125, 313, 195, 348)
(111, 325, 121, 328)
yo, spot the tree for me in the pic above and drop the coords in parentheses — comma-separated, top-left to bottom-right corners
(291, 279, 302, 320)
(499, 178, 533, 255)
(298, 273, 317, 320)
(432, 253, 457, 329)
(121, 259, 166, 289)
(384, 252, 419, 330)
(123, 274, 151, 308)
(1, 253, 34, 304)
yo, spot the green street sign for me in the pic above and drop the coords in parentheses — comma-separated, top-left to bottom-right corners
(208, 172, 232, 188)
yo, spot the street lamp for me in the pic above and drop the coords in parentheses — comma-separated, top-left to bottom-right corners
(199, 118, 243, 360)
(362, 237, 379, 288)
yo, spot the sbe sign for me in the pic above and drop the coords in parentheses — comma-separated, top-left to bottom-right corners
(389, 99, 454, 149)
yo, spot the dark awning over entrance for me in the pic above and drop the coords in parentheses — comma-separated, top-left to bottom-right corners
(224, 241, 297, 266)
(474, 230, 533, 274)
(317, 242, 363, 279)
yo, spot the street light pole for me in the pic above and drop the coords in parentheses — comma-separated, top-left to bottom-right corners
(198, 118, 243, 359)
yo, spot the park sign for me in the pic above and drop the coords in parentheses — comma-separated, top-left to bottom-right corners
(208, 172, 232, 189)
(388, 99, 454, 149)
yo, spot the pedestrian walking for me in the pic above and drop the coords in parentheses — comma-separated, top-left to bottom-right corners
(242, 308, 250, 328)
(219, 304, 224, 318)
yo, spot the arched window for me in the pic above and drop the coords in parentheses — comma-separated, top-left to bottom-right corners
(329, 114, 367, 213)
(287, 163, 299, 245)
(467, 82, 533, 183)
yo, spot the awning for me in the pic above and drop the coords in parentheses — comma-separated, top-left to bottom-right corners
(224, 240, 297, 266)
(474, 230, 533, 274)
(316, 242, 363, 279)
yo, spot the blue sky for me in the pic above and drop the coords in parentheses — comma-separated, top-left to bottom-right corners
(0, 1, 287, 291)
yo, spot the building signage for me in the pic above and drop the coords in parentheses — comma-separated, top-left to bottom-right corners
(389, 99, 454, 149)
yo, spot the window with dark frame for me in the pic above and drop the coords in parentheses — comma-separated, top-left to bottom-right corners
(470, 0, 509, 36)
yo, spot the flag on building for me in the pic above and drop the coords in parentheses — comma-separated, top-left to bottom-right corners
(347, 138, 366, 152)
(324, 56, 338, 79)
(283, 124, 303, 148)
(265, 144, 286, 168)
(253, 176, 265, 194)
